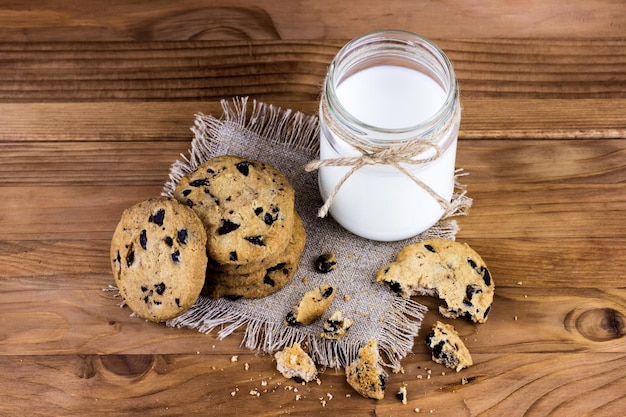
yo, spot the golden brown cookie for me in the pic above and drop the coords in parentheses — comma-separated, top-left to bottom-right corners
(345, 339, 388, 400)
(173, 155, 295, 267)
(110, 197, 207, 322)
(284, 284, 336, 326)
(201, 212, 306, 299)
(425, 321, 473, 371)
(274, 342, 318, 383)
(376, 238, 494, 323)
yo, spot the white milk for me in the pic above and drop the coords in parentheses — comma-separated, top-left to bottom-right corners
(319, 64, 459, 241)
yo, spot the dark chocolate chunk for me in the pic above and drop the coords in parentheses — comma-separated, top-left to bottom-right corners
(139, 229, 147, 250)
(177, 229, 188, 245)
(155, 282, 166, 295)
(244, 236, 265, 246)
(182, 189, 192, 197)
(189, 178, 209, 187)
(481, 267, 492, 286)
(125, 245, 135, 267)
(424, 244, 437, 253)
(267, 262, 287, 272)
(171, 250, 181, 264)
(206, 168, 215, 175)
(263, 274, 276, 286)
(388, 281, 402, 294)
(254, 207, 263, 216)
(175, 298, 181, 308)
(229, 251, 238, 261)
(322, 286, 334, 299)
(164, 236, 174, 247)
(463, 284, 482, 306)
(114, 251, 121, 265)
(149, 208, 165, 226)
(263, 212, 278, 225)
(314, 253, 337, 273)
(185, 199, 194, 208)
(235, 161, 254, 176)
(285, 311, 300, 326)
(218, 219, 240, 235)
(141, 285, 148, 293)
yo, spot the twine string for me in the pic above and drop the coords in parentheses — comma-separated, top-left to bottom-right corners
(305, 95, 460, 218)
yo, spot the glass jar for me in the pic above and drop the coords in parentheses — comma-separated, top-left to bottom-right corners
(315, 30, 460, 241)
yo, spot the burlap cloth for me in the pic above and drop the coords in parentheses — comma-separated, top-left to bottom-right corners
(164, 97, 472, 370)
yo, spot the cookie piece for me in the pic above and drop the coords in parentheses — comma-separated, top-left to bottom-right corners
(425, 321, 473, 372)
(274, 342, 318, 383)
(314, 252, 337, 273)
(345, 339, 388, 400)
(320, 310, 353, 341)
(201, 212, 306, 299)
(173, 155, 295, 267)
(110, 197, 207, 322)
(285, 284, 335, 326)
(376, 239, 494, 323)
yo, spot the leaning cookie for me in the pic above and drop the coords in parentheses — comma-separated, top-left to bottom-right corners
(425, 321, 473, 372)
(376, 238, 494, 323)
(173, 155, 295, 268)
(345, 339, 388, 400)
(110, 197, 207, 322)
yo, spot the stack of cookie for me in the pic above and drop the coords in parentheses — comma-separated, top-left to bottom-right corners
(173, 155, 306, 299)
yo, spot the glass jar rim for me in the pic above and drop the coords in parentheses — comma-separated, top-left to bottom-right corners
(324, 29, 459, 142)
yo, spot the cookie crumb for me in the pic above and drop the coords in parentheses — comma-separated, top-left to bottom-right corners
(230, 355, 238, 362)
(397, 385, 408, 404)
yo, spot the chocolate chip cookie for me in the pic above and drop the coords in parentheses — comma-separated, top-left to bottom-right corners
(425, 321, 473, 371)
(345, 339, 388, 400)
(173, 155, 295, 268)
(376, 238, 494, 323)
(110, 197, 208, 322)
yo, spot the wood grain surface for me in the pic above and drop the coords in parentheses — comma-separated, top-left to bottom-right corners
(0, 1, 625, 416)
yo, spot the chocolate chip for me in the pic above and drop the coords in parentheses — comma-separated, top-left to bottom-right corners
(141, 286, 148, 292)
(171, 250, 181, 264)
(155, 282, 166, 295)
(218, 219, 240, 235)
(424, 244, 437, 253)
(139, 230, 147, 249)
(285, 311, 299, 326)
(164, 236, 174, 247)
(389, 281, 402, 294)
(229, 251, 238, 261)
(463, 284, 482, 306)
(254, 207, 263, 216)
(182, 189, 192, 197)
(244, 236, 265, 246)
(263, 274, 275, 286)
(177, 229, 188, 244)
(321, 286, 334, 299)
(484, 305, 491, 317)
(314, 253, 337, 273)
(175, 298, 181, 308)
(431, 340, 445, 359)
(267, 262, 287, 272)
(206, 168, 215, 175)
(125, 245, 135, 267)
(481, 267, 492, 286)
(149, 208, 165, 226)
(235, 161, 254, 176)
(185, 199, 194, 208)
(189, 178, 209, 187)
(263, 212, 278, 225)
(114, 251, 121, 265)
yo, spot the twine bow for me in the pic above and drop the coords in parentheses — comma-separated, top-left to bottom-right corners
(305, 96, 461, 218)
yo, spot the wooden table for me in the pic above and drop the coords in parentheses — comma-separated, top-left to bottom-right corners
(1, 1, 625, 416)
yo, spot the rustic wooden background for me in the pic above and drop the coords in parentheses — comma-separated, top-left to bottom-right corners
(0, 1, 625, 416)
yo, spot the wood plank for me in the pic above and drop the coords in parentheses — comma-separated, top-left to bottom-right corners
(1, 274, 625, 355)
(0, 39, 625, 102)
(0, 180, 624, 240)
(0, 0, 624, 41)
(0, 351, 623, 416)
(1, 100, 625, 144)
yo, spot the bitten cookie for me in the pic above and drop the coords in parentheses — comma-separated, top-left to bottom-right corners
(173, 155, 295, 267)
(274, 342, 318, 383)
(376, 238, 494, 323)
(345, 339, 388, 400)
(285, 284, 335, 326)
(425, 321, 473, 372)
(110, 197, 207, 322)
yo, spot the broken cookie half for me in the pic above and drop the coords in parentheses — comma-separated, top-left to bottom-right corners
(345, 339, 388, 400)
(376, 238, 494, 323)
